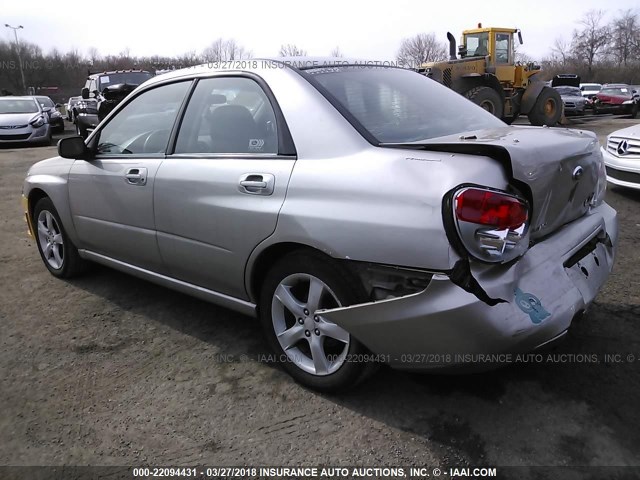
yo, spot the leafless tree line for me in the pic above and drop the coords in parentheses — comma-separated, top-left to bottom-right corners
(1, 9, 639, 97)
(0, 37, 325, 96)
(544, 9, 640, 82)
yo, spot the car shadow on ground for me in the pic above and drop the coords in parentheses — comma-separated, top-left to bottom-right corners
(66, 264, 640, 467)
(608, 185, 640, 202)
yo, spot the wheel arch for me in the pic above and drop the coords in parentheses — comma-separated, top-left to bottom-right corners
(246, 241, 358, 304)
(25, 178, 81, 246)
(28, 187, 49, 219)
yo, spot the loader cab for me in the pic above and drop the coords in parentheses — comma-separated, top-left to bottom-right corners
(462, 26, 518, 66)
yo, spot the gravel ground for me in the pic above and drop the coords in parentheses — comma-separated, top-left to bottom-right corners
(0, 117, 639, 475)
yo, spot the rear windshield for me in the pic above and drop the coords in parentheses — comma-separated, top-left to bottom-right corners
(306, 66, 504, 144)
(98, 72, 153, 91)
(555, 87, 582, 96)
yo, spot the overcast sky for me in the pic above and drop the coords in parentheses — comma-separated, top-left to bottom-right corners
(2, 0, 638, 61)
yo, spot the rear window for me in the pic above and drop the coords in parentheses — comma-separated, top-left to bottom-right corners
(555, 87, 581, 96)
(306, 66, 504, 144)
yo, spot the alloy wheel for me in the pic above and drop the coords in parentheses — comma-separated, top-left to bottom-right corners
(37, 210, 64, 269)
(271, 273, 350, 376)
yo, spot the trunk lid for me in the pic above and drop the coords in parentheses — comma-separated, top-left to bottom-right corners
(402, 126, 602, 240)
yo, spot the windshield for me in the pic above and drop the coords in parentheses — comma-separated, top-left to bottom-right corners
(308, 66, 504, 144)
(555, 87, 581, 96)
(0, 99, 39, 114)
(98, 72, 153, 91)
(600, 88, 630, 97)
(36, 96, 55, 108)
(465, 32, 490, 57)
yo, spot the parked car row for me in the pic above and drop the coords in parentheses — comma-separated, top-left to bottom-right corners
(552, 75, 639, 117)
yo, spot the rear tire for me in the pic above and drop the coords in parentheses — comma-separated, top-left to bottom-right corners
(33, 197, 87, 278)
(465, 86, 503, 118)
(258, 251, 375, 392)
(527, 86, 563, 126)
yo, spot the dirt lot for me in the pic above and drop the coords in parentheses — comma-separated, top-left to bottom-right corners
(1, 117, 639, 475)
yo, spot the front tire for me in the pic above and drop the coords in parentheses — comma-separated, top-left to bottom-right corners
(527, 86, 562, 126)
(259, 251, 374, 392)
(33, 197, 86, 278)
(465, 86, 503, 118)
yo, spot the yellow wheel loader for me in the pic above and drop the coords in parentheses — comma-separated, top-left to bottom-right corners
(421, 25, 562, 126)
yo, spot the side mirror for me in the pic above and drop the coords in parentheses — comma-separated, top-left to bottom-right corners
(81, 87, 90, 99)
(42, 107, 51, 113)
(58, 136, 90, 159)
(55, 103, 62, 108)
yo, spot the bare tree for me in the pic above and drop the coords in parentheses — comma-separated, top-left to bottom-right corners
(513, 42, 533, 64)
(87, 47, 100, 66)
(571, 10, 610, 74)
(608, 9, 639, 66)
(279, 44, 307, 57)
(202, 38, 250, 62)
(330, 46, 344, 57)
(551, 37, 572, 65)
(396, 33, 448, 67)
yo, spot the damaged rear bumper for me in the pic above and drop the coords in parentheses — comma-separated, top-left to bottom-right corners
(318, 203, 618, 371)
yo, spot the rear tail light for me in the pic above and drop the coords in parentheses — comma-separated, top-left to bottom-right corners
(452, 187, 530, 263)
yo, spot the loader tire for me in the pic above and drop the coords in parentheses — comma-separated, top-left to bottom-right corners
(527, 87, 562, 126)
(465, 86, 503, 118)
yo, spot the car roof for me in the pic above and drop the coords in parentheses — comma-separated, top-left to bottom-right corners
(146, 56, 401, 87)
(88, 69, 151, 78)
(0, 96, 38, 102)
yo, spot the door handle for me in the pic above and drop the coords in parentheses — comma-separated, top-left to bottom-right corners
(239, 180, 267, 189)
(238, 173, 274, 195)
(125, 167, 147, 186)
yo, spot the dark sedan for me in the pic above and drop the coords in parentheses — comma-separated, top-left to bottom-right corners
(593, 85, 639, 118)
(34, 96, 65, 133)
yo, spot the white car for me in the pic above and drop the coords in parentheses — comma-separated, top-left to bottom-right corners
(602, 123, 640, 190)
(580, 83, 602, 98)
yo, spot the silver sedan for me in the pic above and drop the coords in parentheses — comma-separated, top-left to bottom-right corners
(22, 58, 618, 391)
(0, 96, 51, 146)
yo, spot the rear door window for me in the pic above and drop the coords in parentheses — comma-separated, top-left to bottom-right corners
(174, 76, 278, 155)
